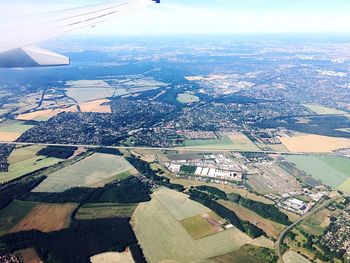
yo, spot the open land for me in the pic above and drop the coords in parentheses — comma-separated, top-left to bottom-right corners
(0, 120, 35, 141)
(16, 106, 78, 121)
(11, 203, 78, 233)
(33, 153, 137, 192)
(300, 208, 340, 236)
(0, 200, 37, 236)
(90, 250, 135, 263)
(283, 250, 311, 263)
(182, 133, 259, 151)
(177, 93, 200, 104)
(16, 248, 43, 263)
(303, 104, 348, 115)
(79, 99, 111, 113)
(132, 188, 253, 263)
(75, 203, 137, 220)
(0, 145, 63, 183)
(285, 155, 350, 193)
(280, 134, 350, 153)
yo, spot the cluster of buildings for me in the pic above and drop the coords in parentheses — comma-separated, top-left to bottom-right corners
(277, 187, 328, 215)
(321, 204, 350, 260)
(166, 154, 246, 182)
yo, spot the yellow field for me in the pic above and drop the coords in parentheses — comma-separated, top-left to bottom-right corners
(16, 105, 78, 121)
(79, 99, 111, 113)
(227, 132, 260, 151)
(11, 203, 78, 233)
(90, 251, 135, 263)
(280, 134, 350, 153)
(338, 178, 350, 194)
(0, 132, 22, 141)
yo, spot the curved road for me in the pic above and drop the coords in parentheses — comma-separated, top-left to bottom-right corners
(276, 197, 339, 263)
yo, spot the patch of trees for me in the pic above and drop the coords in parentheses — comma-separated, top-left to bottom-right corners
(231, 194, 291, 225)
(22, 177, 151, 204)
(94, 148, 122, 155)
(0, 144, 15, 172)
(37, 146, 77, 159)
(0, 218, 147, 263)
(195, 185, 227, 200)
(0, 176, 46, 209)
(126, 156, 185, 192)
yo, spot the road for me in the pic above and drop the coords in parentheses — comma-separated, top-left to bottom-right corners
(0, 140, 335, 155)
(275, 197, 339, 263)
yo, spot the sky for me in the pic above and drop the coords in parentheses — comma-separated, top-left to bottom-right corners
(1, 0, 350, 35)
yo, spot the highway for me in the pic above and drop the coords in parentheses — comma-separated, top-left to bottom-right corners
(275, 197, 339, 263)
(0, 140, 335, 155)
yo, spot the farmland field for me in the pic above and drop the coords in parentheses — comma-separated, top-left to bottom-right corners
(16, 105, 78, 121)
(0, 120, 35, 141)
(90, 251, 135, 263)
(33, 153, 137, 192)
(132, 188, 253, 263)
(0, 200, 36, 236)
(303, 104, 348, 115)
(75, 203, 137, 220)
(16, 248, 42, 263)
(283, 250, 311, 263)
(300, 208, 339, 236)
(280, 134, 350, 153)
(183, 133, 259, 151)
(11, 203, 78, 233)
(285, 155, 350, 193)
(79, 99, 111, 113)
(0, 145, 63, 184)
(177, 93, 200, 104)
(180, 212, 224, 240)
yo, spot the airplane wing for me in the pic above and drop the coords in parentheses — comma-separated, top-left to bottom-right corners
(0, 0, 159, 68)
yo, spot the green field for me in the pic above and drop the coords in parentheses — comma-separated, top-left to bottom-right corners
(33, 153, 136, 192)
(177, 93, 200, 104)
(0, 200, 37, 236)
(182, 134, 259, 151)
(180, 213, 220, 240)
(0, 120, 35, 133)
(75, 203, 137, 220)
(210, 245, 278, 263)
(285, 155, 350, 193)
(133, 188, 253, 263)
(0, 146, 63, 184)
(303, 104, 348, 115)
(283, 250, 311, 263)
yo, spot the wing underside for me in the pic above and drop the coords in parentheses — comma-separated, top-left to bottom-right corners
(0, 0, 158, 68)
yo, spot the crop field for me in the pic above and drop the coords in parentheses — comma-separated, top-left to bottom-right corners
(16, 248, 43, 263)
(0, 200, 37, 236)
(79, 99, 111, 113)
(280, 134, 350, 153)
(285, 155, 350, 193)
(132, 188, 253, 263)
(180, 212, 224, 240)
(177, 93, 200, 104)
(11, 203, 78, 233)
(300, 208, 340, 236)
(0, 120, 35, 141)
(218, 200, 284, 240)
(75, 203, 137, 220)
(66, 87, 117, 103)
(0, 145, 63, 184)
(303, 104, 348, 115)
(210, 244, 278, 263)
(16, 106, 78, 121)
(33, 153, 137, 192)
(283, 250, 311, 263)
(183, 132, 259, 151)
(90, 251, 135, 263)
